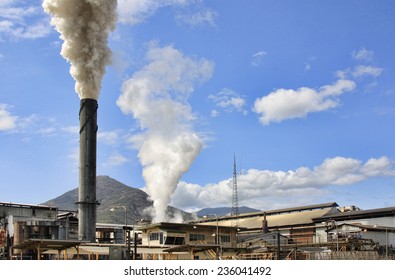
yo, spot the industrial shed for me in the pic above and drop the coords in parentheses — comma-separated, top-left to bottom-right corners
(195, 202, 339, 242)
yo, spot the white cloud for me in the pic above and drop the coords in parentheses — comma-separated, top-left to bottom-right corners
(337, 49, 383, 80)
(208, 88, 247, 115)
(352, 65, 383, 78)
(117, 0, 190, 25)
(210, 109, 219, 117)
(176, 8, 217, 27)
(0, 104, 17, 131)
(0, 1, 17, 8)
(0, 6, 38, 21)
(103, 152, 130, 167)
(352, 48, 374, 62)
(0, 108, 78, 138)
(61, 125, 79, 134)
(337, 65, 384, 79)
(171, 156, 395, 211)
(98, 130, 122, 145)
(253, 79, 356, 125)
(251, 50, 267, 66)
(0, 1, 51, 40)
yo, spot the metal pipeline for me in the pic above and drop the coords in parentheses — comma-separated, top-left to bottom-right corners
(77, 98, 99, 242)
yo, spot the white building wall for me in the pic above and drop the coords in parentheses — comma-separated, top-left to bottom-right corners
(342, 216, 395, 247)
(315, 216, 395, 248)
(314, 227, 328, 243)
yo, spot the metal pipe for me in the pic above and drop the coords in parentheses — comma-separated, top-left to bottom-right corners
(277, 232, 281, 260)
(134, 232, 138, 260)
(77, 98, 98, 243)
(386, 227, 388, 259)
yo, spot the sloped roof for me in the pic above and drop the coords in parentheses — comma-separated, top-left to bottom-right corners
(313, 206, 395, 222)
(199, 208, 336, 230)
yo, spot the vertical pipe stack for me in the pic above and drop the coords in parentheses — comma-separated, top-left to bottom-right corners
(77, 98, 98, 242)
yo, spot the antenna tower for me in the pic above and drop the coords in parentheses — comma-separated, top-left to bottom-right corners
(231, 154, 239, 227)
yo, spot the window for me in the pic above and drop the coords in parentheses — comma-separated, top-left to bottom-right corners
(189, 234, 205, 242)
(220, 235, 231, 243)
(164, 236, 185, 245)
(149, 232, 160, 241)
(149, 232, 164, 244)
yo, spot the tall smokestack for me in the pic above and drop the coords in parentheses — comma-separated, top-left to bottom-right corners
(77, 98, 98, 242)
(43, 0, 117, 242)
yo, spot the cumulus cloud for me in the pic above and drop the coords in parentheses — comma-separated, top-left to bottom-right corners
(0, 104, 17, 131)
(0, 1, 51, 40)
(208, 88, 247, 115)
(253, 79, 356, 125)
(171, 156, 395, 211)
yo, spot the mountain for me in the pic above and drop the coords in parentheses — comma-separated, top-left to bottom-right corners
(43, 176, 195, 224)
(197, 206, 261, 217)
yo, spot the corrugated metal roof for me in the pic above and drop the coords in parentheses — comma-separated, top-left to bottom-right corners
(199, 208, 334, 229)
(198, 202, 339, 223)
(313, 206, 395, 222)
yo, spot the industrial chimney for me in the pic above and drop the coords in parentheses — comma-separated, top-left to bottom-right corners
(77, 98, 99, 242)
(43, 0, 117, 243)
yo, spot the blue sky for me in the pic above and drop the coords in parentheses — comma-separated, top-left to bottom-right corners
(1, 0, 395, 215)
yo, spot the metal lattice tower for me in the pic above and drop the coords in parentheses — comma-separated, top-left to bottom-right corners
(231, 154, 239, 227)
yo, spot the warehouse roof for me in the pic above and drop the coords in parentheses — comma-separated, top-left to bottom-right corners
(313, 206, 395, 222)
(198, 207, 337, 230)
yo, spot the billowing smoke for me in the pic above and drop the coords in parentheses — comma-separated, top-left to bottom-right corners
(43, 0, 117, 242)
(42, 0, 117, 100)
(117, 44, 214, 222)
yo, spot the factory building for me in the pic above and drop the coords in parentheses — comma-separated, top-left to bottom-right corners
(0, 202, 133, 260)
(137, 222, 240, 260)
(0, 202, 59, 259)
(1, 200, 395, 260)
(194, 202, 395, 259)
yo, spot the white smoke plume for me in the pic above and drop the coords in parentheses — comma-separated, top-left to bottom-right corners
(43, 0, 117, 100)
(117, 44, 214, 222)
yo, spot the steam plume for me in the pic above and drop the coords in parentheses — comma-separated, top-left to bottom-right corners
(117, 44, 214, 222)
(43, 0, 117, 100)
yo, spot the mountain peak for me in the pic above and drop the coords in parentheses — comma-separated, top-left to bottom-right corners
(43, 176, 194, 224)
